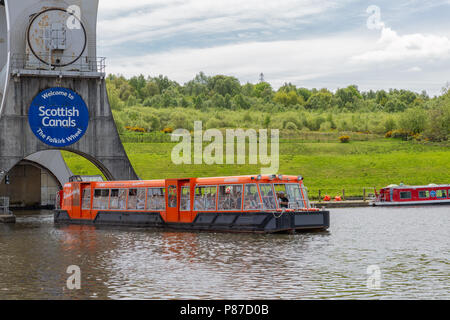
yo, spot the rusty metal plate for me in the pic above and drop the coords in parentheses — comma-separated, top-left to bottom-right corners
(27, 8, 86, 67)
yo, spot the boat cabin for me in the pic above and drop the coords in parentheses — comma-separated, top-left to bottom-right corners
(374, 184, 450, 206)
(59, 175, 314, 224)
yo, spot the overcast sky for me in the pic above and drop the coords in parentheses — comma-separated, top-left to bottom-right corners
(97, 0, 450, 96)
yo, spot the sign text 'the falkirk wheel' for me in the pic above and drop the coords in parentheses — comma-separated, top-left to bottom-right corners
(28, 87, 90, 147)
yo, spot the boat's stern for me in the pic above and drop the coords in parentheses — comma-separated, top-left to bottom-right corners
(264, 209, 330, 233)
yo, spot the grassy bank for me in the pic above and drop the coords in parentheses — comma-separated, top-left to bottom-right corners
(62, 135, 450, 198)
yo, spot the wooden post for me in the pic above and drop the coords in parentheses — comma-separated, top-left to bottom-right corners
(318, 190, 321, 202)
(363, 188, 366, 202)
(342, 189, 345, 201)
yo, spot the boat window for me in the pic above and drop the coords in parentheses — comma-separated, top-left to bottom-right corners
(274, 184, 290, 208)
(146, 188, 165, 211)
(137, 189, 146, 209)
(180, 187, 190, 211)
(109, 189, 119, 209)
(244, 184, 261, 210)
(286, 184, 305, 209)
(93, 189, 110, 209)
(436, 190, 447, 198)
(109, 189, 127, 210)
(127, 189, 137, 209)
(218, 185, 243, 211)
(399, 191, 411, 200)
(301, 186, 311, 208)
(259, 184, 276, 210)
(168, 185, 177, 208)
(418, 190, 429, 198)
(194, 186, 217, 211)
(82, 188, 91, 210)
(127, 188, 146, 210)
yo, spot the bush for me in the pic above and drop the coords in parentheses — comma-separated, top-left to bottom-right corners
(423, 102, 450, 141)
(125, 126, 146, 133)
(206, 118, 224, 129)
(162, 127, 173, 134)
(319, 121, 332, 132)
(383, 117, 397, 133)
(386, 129, 412, 140)
(399, 107, 427, 134)
(339, 135, 350, 143)
(285, 122, 298, 131)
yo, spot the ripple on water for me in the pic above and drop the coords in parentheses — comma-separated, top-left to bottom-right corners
(0, 207, 448, 299)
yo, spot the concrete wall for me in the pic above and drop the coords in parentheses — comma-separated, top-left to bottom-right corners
(0, 164, 41, 207)
(0, 76, 139, 181)
(40, 169, 60, 206)
(0, 162, 60, 207)
(0, 0, 138, 184)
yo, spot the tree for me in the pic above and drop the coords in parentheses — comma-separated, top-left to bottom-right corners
(234, 94, 250, 109)
(399, 107, 427, 134)
(383, 117, 396, 133)
(424, 94, 450, 141)
(385, 99, 406, 112)
(305, 90, 333, 110)
(207, 75, 241, 97)
(297, 88, 312, 102)
(376, 90, 388, 106)
(278, 82, 297, 93)
(273, 90, 304, 107)
(335, 85, 362, 109)
(144, 81, 160, 97)
(241, 83, 255, 96)
(254, 82, 273, 99)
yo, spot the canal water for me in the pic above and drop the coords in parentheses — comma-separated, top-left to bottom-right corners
(0, 207, 448, 300)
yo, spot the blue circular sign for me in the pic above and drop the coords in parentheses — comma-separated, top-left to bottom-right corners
(430, 190, 436, 198)
(28, 87, 89, 147)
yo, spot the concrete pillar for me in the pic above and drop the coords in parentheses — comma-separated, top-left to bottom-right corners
(0, 0, 139, 185)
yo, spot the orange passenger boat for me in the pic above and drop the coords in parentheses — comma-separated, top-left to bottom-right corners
(54, 174, 330, 234)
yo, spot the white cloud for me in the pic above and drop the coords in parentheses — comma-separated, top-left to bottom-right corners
(352, 26, 450, 63)
(107, 34, 371, 88)
(407, 66, 422, 72)
(98, 0, 344, 46)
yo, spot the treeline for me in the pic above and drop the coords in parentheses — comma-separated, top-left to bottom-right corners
(107, 73, 450, 142)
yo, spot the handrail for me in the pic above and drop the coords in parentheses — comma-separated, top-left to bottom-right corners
(10, 53, 106, 73)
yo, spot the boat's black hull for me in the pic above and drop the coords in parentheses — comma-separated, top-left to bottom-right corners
(54, 210, 330, 234)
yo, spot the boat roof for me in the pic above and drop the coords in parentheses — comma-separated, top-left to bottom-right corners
(382, 184, 450, 190)
(65, 175, 304, 188)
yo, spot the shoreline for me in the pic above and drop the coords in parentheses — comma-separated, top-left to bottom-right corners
(312, 200, 370, 208)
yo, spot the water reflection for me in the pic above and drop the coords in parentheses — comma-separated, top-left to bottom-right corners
(0, 207, 448, 299)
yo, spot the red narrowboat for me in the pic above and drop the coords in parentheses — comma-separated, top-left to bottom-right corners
(54, 175, 330, 234)
(371, 184, 450, 206)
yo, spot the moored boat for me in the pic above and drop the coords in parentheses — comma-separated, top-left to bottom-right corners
(54, 175, 330, 234)
(370, 184, 450, 206)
